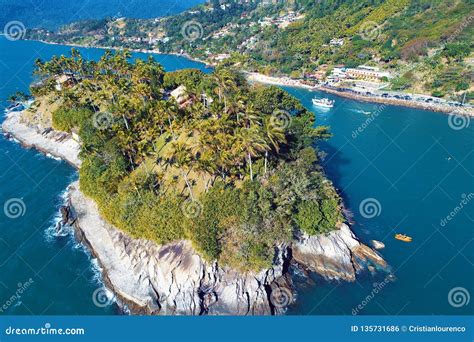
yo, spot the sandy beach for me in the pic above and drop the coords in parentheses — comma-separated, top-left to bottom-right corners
(245, 72, 474, 116)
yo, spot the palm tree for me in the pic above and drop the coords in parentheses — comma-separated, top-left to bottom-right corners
(165, 141, 195, 199)
(234, 127, 269, 181)
(262, 116, 286, 174)
(213, 69, 236, 113)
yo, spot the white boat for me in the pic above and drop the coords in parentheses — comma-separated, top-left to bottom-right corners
(312, 97, 335, 108)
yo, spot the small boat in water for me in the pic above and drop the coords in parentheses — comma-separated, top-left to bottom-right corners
(395, 233, 412, 242)
(312, 97, 335, 108)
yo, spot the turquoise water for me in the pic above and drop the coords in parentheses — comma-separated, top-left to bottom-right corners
(0, 37, 209, 314)
(282, 86, 473, 315)
(0, 37, 472, 316)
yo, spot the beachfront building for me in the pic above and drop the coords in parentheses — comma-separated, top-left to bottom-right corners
(346, 65, 391, 82)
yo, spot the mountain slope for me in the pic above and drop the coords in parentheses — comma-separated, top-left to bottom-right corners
(25, 0, 474, 101)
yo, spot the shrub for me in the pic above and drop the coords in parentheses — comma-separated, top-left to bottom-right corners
(52, 107, 91, 132)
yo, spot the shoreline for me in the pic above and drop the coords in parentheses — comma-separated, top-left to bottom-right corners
(2, 109, 388, 315)
(30, 39, 210, 66)
(246, 72, 474, 116)
(26, 39, 473, 116)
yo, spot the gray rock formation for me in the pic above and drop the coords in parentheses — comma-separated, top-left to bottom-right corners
(292, 225, 387, 281)
(4, 111, 388, 315)
(68, 182, 292, 315)
(68, 182, 386, 315)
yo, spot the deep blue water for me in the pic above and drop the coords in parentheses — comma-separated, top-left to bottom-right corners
(0, 0, 204, 29)
(282, 86, 474, 315)
(0, 37, 209, 314)
(0, 37, 472, 316)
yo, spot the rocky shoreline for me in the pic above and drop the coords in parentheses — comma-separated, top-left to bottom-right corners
(2, 110, 388, 315)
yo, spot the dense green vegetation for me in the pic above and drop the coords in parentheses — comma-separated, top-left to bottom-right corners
(27, 0, 474, 101)
(30, 50, 343, 271)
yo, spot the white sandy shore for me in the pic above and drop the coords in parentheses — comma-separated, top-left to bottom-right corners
(245, 72, 316, 90)
(1, 111, 81, 168)
(246, 72, 474, 116)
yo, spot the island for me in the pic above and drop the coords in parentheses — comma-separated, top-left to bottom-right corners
(2, 49, 387, 315)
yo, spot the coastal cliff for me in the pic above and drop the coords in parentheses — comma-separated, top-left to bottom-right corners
(2, 110, 387, 315)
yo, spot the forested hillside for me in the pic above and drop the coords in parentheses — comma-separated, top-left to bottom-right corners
(25, 0, 474, 100)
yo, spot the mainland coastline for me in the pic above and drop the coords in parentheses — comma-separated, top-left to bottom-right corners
(27, 39, 474, 117)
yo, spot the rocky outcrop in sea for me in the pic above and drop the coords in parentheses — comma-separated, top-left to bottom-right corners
(3, 110, 388, 315)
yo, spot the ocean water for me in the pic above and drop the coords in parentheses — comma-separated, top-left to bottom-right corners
(282, 86, 473, 315)
(0, 36, 209, 314)
(0, 36, 472, 316)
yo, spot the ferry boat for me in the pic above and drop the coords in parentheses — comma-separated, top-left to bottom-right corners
(312, 97, 335, 108)
(394, 233, 412, 242)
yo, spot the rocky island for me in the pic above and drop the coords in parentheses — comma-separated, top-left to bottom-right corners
(2, 50, 387, 315)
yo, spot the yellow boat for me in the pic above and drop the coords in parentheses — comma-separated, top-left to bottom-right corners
(395, 233, 412, 242)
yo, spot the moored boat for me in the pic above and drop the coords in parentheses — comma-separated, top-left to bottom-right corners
(312, 97, 335, 108)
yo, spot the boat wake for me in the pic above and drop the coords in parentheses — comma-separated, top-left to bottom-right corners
(351, 108, 372, 115)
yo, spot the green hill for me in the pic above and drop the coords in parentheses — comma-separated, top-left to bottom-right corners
(26, 0, 474, 101)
